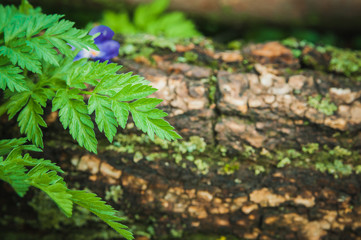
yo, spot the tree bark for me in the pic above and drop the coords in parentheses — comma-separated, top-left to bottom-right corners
(1, 40, 361, 240)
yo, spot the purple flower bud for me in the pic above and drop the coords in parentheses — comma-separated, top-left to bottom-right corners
(89, 25, 115, 44)
(93, 40, 120, 62)
(73, 25, 120, 63)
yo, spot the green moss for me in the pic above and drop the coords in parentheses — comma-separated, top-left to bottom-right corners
(219, 157, 240, 175)
(302, 54, 326, 71)
(178, 51, 199, 63)
(103, 129, 361, 178)
(208, 75, 217, 105)
(327, 46, 361, 77)
(170, 228, 183, 238)
(227, 40, 243, 50)
(105, 185, 123, 204)
(282, 38, 361, 79)
(302, 143, 319, 154)
(282, 37, 300, 48)
(242, 144, 256, 158)
(250, 164, 266, 175)
(272, 144, 360, 178)
(307, 95, 337, 116)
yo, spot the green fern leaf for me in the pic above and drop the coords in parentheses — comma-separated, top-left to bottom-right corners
(45, 18, 73, 36)
(0, 40, 42, 73)
(21, 154, 64, 173)
(4, 14, 28, 43)
(45, 36, 74, 57)
(114, 73, 149, 90)
(0, 64, 28, 92)
(67, 61, 121, 88)
(130, 108, 180, 141)
(88, 94, 118, 142)
(25, 14, 62, 38)
(26, 38, 59, 66)
(0, 159, 29, 197)
(0, 5, 17, 33)
(43, 183, 73, 217)
(53, 89, 98, 153)
(113, 83, 157, 102)
(31, 88, 50, 107)
(17, 98, 46, 148)
(111, 101, 130, 129)
(142, 108, 168, 118)
(95, 72, 149, 96)
(45, 20, 97, 57)
(93, 75, 122, 95)
(7, 145, 42, 161)
(29, 166, 73, 217)
(0, 138, 27, 155)
(69, 190, 134, 240)
(0, 147, 33, 197)
(46, 57, 86, 84)
(129, 98, 181, 141)
(6, 91, 31, 119)
(130, 98, 163, 110)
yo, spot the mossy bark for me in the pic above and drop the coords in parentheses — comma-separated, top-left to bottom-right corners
(1, 39, 361, 240)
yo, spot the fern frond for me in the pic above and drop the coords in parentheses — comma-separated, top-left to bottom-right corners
(130, 108, 180, 141)
(113, 83, 157, 102)
(45, 57, 85, 83)
(31, 88, 51, 107)
(67, 61, 122, 88)
(44, 18, 74, 36)
(129, 98, 181, 141)
(26, 38, 60, 66)
(111, 101, 130, 129)
(69, 190, 134, 240)
(21, 153, 63, 173)
(88, 94, 118, 142)
(6, 91, 31, 119)
(28, 165, 73, 217)
(44, 19, 97, 57)
(130, 97, 163, 110)
(52, 89, 98, 153)
(0, 158, 29, 197)
(18, 98, 47, 148)
(25, 14, 62, 38)
(0, 138, 68, 213)
(0, 40, 42, 73)
(0, 138, 27, 155)
(95, 72, 149, 96)
(0, 5, 18, 33)
(0, 145, 31, 197)
(0, 63, 28, 92)
(3, 14, 28, 43)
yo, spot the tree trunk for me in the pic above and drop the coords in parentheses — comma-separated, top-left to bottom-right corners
(1, 40, 361, 240)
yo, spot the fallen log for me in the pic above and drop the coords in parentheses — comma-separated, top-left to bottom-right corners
(1, 39, 361, 240)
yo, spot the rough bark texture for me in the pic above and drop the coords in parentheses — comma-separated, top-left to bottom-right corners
(123, 41, 361, 151)
(1, 40, 361, 240)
